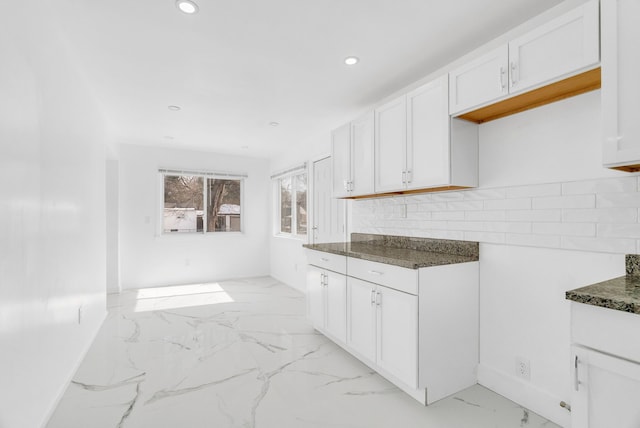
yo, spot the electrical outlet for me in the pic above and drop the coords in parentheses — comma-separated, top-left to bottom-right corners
(185, 258, 191, 266)
(515, 356, 531, 380)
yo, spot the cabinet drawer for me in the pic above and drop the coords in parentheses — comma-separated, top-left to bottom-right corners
(348, 257, 418, 295)
(306, 249, 347, 275)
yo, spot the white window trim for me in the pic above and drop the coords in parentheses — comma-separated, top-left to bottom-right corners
(158, 169, 246, 236)
(272, 163, 308, 241)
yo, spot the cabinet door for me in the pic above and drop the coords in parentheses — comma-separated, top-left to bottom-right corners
(376, 285, 418, 388)
(325, 271, 347, 343)
(307, 266, 325, 329)
(572, 345, 640, 428)
(602, 0, 640, 169)
(449, 46, 508, 115)
(350, 112, 374, 196)
(509, 0, 599, 94)
(406, 75, 450, 190)
(346, 277, 376, 362)
(331, 123, 351, 198)
(375, 95, 407, 193)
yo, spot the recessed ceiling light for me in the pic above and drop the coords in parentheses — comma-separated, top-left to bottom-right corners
(344, 56, 359, 66)
(269, 122, 279, 127)
(168, 105, 181, 111)
(241, 145, 249, 149)
(176, 0, 199, 14)
(163, 136, 174, 140)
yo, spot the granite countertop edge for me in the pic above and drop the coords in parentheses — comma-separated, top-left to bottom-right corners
(303, 242, 479, 270)
(565, 273, 640, 315)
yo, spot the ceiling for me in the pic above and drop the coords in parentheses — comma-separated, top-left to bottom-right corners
(50, 0, 563, 160)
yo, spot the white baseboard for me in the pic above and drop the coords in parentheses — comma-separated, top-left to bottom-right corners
(478, 364, 571, 428)
(40, 309, 107, 428)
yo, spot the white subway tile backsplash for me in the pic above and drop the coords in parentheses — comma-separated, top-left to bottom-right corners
(562, 208, 638, 223)
(532, 222, 596, 237)
(562, 177, 637, 195)
(506, 209, 562, 222)
(447, 200, 484, 211)
(484, 221, 532, 234)
(466, 210, 506, 221)
(430, 192, 464, 202)
(432, 211, 465, 221)
(506, 183, 561, 199)
(446, 221, 482, 232)
(484, 198, 531, 210)
(462, 188, 506, 200)
(506, 233, 561, 248)
(351, 175, 640, 254)
(597, 223, 640, 239)
(464, 231, 505, 244)
(533, 194, 595, 209)
(562, 236, 637, 254)
(597, 193, 640, 208)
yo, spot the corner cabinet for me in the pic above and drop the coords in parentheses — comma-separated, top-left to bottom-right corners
(375, 75, 478, 194)
(570, 302, 640, 427)
(602, 0, 640, 172)
(450, 0, 600, 122)
(331, 112, 374, 198)
(306, 249, 479, 405)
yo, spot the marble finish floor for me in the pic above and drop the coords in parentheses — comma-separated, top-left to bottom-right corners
(47, 277, 559, 428)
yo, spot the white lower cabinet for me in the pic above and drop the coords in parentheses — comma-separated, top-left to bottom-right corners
(347, 277, 418, 388)
(309, 250, 479, 405)
(307, 265, 347, 343)
(570, 302, 640, 427)
(571, 345, 640, 428)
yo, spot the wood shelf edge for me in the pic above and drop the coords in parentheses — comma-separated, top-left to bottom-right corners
(341, 186, 472, 200)
(457, 67, 601, 124)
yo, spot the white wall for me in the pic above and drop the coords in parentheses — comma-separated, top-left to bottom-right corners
(0, 3, 109, 427)
(118, 144, 270, 289)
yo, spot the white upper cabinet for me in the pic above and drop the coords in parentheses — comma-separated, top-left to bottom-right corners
(509, 0, 599, 94)
(602, 0, 640, 171)
(375, 96, 407, 193)
(449, 0, 600, 116)
(350, 112, 375, 195)
(375, 75, 478, 194)
(331, 112, 374, 197)
(449, 46, 509, 115)
(407, 75, 451, 189)
(331, 123, 351, 198)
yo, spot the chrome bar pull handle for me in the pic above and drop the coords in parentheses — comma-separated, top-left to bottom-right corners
(375, 292, 381, 306)
(510, 61, 517, 86)
(574, 355, 579, 391)
(406, 170, 412, 184)
(500, 66, 506, 91)
(370, 289, 376, 306)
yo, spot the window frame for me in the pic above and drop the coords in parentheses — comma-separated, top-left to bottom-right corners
(273, 165, 308, 240)
(159, 169, 246, 236)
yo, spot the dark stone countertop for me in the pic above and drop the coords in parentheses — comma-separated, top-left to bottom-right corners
(566, 255, 640, 314)
(303, 234, 479, 270)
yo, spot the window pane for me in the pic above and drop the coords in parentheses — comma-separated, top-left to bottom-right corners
(163, 175, 204, 233)
(295, 173, 307, 235)
(280, 177, 292, 233)
(207, 179, 242, 232)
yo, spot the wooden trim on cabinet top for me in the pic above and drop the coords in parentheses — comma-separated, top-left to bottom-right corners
(340, 185, 472, 200)
(457, 67, 601, 124)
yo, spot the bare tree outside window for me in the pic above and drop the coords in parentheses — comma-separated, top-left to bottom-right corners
(163, 173, 242, 234)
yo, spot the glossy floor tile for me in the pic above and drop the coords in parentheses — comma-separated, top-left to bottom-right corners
(47, 277, 559, 428)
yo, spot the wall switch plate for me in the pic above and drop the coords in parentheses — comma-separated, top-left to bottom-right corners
(399, 204, 407, 218)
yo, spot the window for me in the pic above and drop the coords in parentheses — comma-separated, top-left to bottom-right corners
(275, 167, 307, 237)
(161, 170, 244, 234)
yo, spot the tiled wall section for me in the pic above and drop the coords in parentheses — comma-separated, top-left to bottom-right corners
(352, 176, 640, 254)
